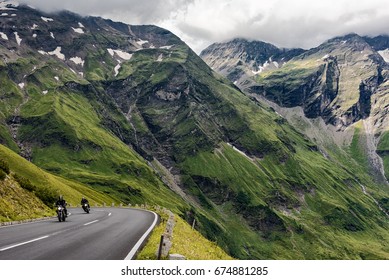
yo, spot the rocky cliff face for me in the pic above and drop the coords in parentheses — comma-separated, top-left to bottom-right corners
(200, 38, 304, 87)
(202, 34, 389, 131)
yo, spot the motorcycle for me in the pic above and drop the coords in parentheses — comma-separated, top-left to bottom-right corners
(57, 205, 66, 222)
(82, 203, 90, 214)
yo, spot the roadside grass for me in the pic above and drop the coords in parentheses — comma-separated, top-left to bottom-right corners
(136, 208, 233, 260)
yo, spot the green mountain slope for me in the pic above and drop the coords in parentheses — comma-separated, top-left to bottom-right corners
(0, 3, 389, 259)
(0, 144, 118, 221)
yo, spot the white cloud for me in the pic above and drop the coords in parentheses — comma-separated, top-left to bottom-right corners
(20, 0, 389, 53)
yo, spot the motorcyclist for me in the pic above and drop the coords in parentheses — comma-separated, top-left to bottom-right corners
(81, 197, 90, 209)
(81, 197, 89, 205)
(56, 195, 68, 217)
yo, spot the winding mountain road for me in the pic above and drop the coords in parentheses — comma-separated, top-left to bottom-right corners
(0, 207, 158, 260)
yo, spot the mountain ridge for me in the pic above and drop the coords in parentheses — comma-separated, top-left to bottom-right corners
(201, 33, 389, 130)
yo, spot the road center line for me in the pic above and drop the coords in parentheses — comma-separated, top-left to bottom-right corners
(83, 220, 99, 226)
(0, 235, 49, 251)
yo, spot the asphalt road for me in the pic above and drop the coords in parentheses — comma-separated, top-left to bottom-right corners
(0, 207, 158, 260)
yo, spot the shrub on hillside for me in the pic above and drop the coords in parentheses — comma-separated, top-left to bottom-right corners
(36, 186, 58, 207)
(14, 174, 36, 192)
(14, 174, 57, 207)
(0, 169, 6, 181)
(0, 159, 10, 174)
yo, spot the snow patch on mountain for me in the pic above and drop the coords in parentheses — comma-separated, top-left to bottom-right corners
(0, 32, 8, 40)
(39, 47, 65, 60)
(136, 39, 148, 46)
(378, 49, 389, 63)
(251, 69, 262, 75)
(107, 48, 114, 56)
(114, 63, 121, 76)
(41, 16, 53, 22)
(72, 27, 84, 34)
(69, 56, 85, 66)
(252, 66, 264, 75)
(13, 32, 21, 45)
(160, 45, 174, 50)
(49, 47, 65, 60)
(107, 48, 133, 60)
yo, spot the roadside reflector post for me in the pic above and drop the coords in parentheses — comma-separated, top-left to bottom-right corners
(158, 235, 164, 260)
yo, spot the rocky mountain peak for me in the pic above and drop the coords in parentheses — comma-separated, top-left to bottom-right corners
(200, 38, 304, 87)
(202, 33, 389, 131)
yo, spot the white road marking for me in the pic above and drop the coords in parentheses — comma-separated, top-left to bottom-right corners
(125, 211, 158, 260)
(108, 213, 112, 216)
(83, 220, 99, 226)
(0, 235, 49, 251)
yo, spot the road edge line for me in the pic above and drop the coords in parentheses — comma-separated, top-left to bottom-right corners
(124, 210, 158, 260)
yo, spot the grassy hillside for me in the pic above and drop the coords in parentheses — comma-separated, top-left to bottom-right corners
(180, 141, 389, 259)
(0, 144, 118, 221)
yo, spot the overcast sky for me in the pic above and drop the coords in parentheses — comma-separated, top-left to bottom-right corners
(19, 0, 389, 53)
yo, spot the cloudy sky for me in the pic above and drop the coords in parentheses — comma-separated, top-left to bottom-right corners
(19, 0, 389, 53)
